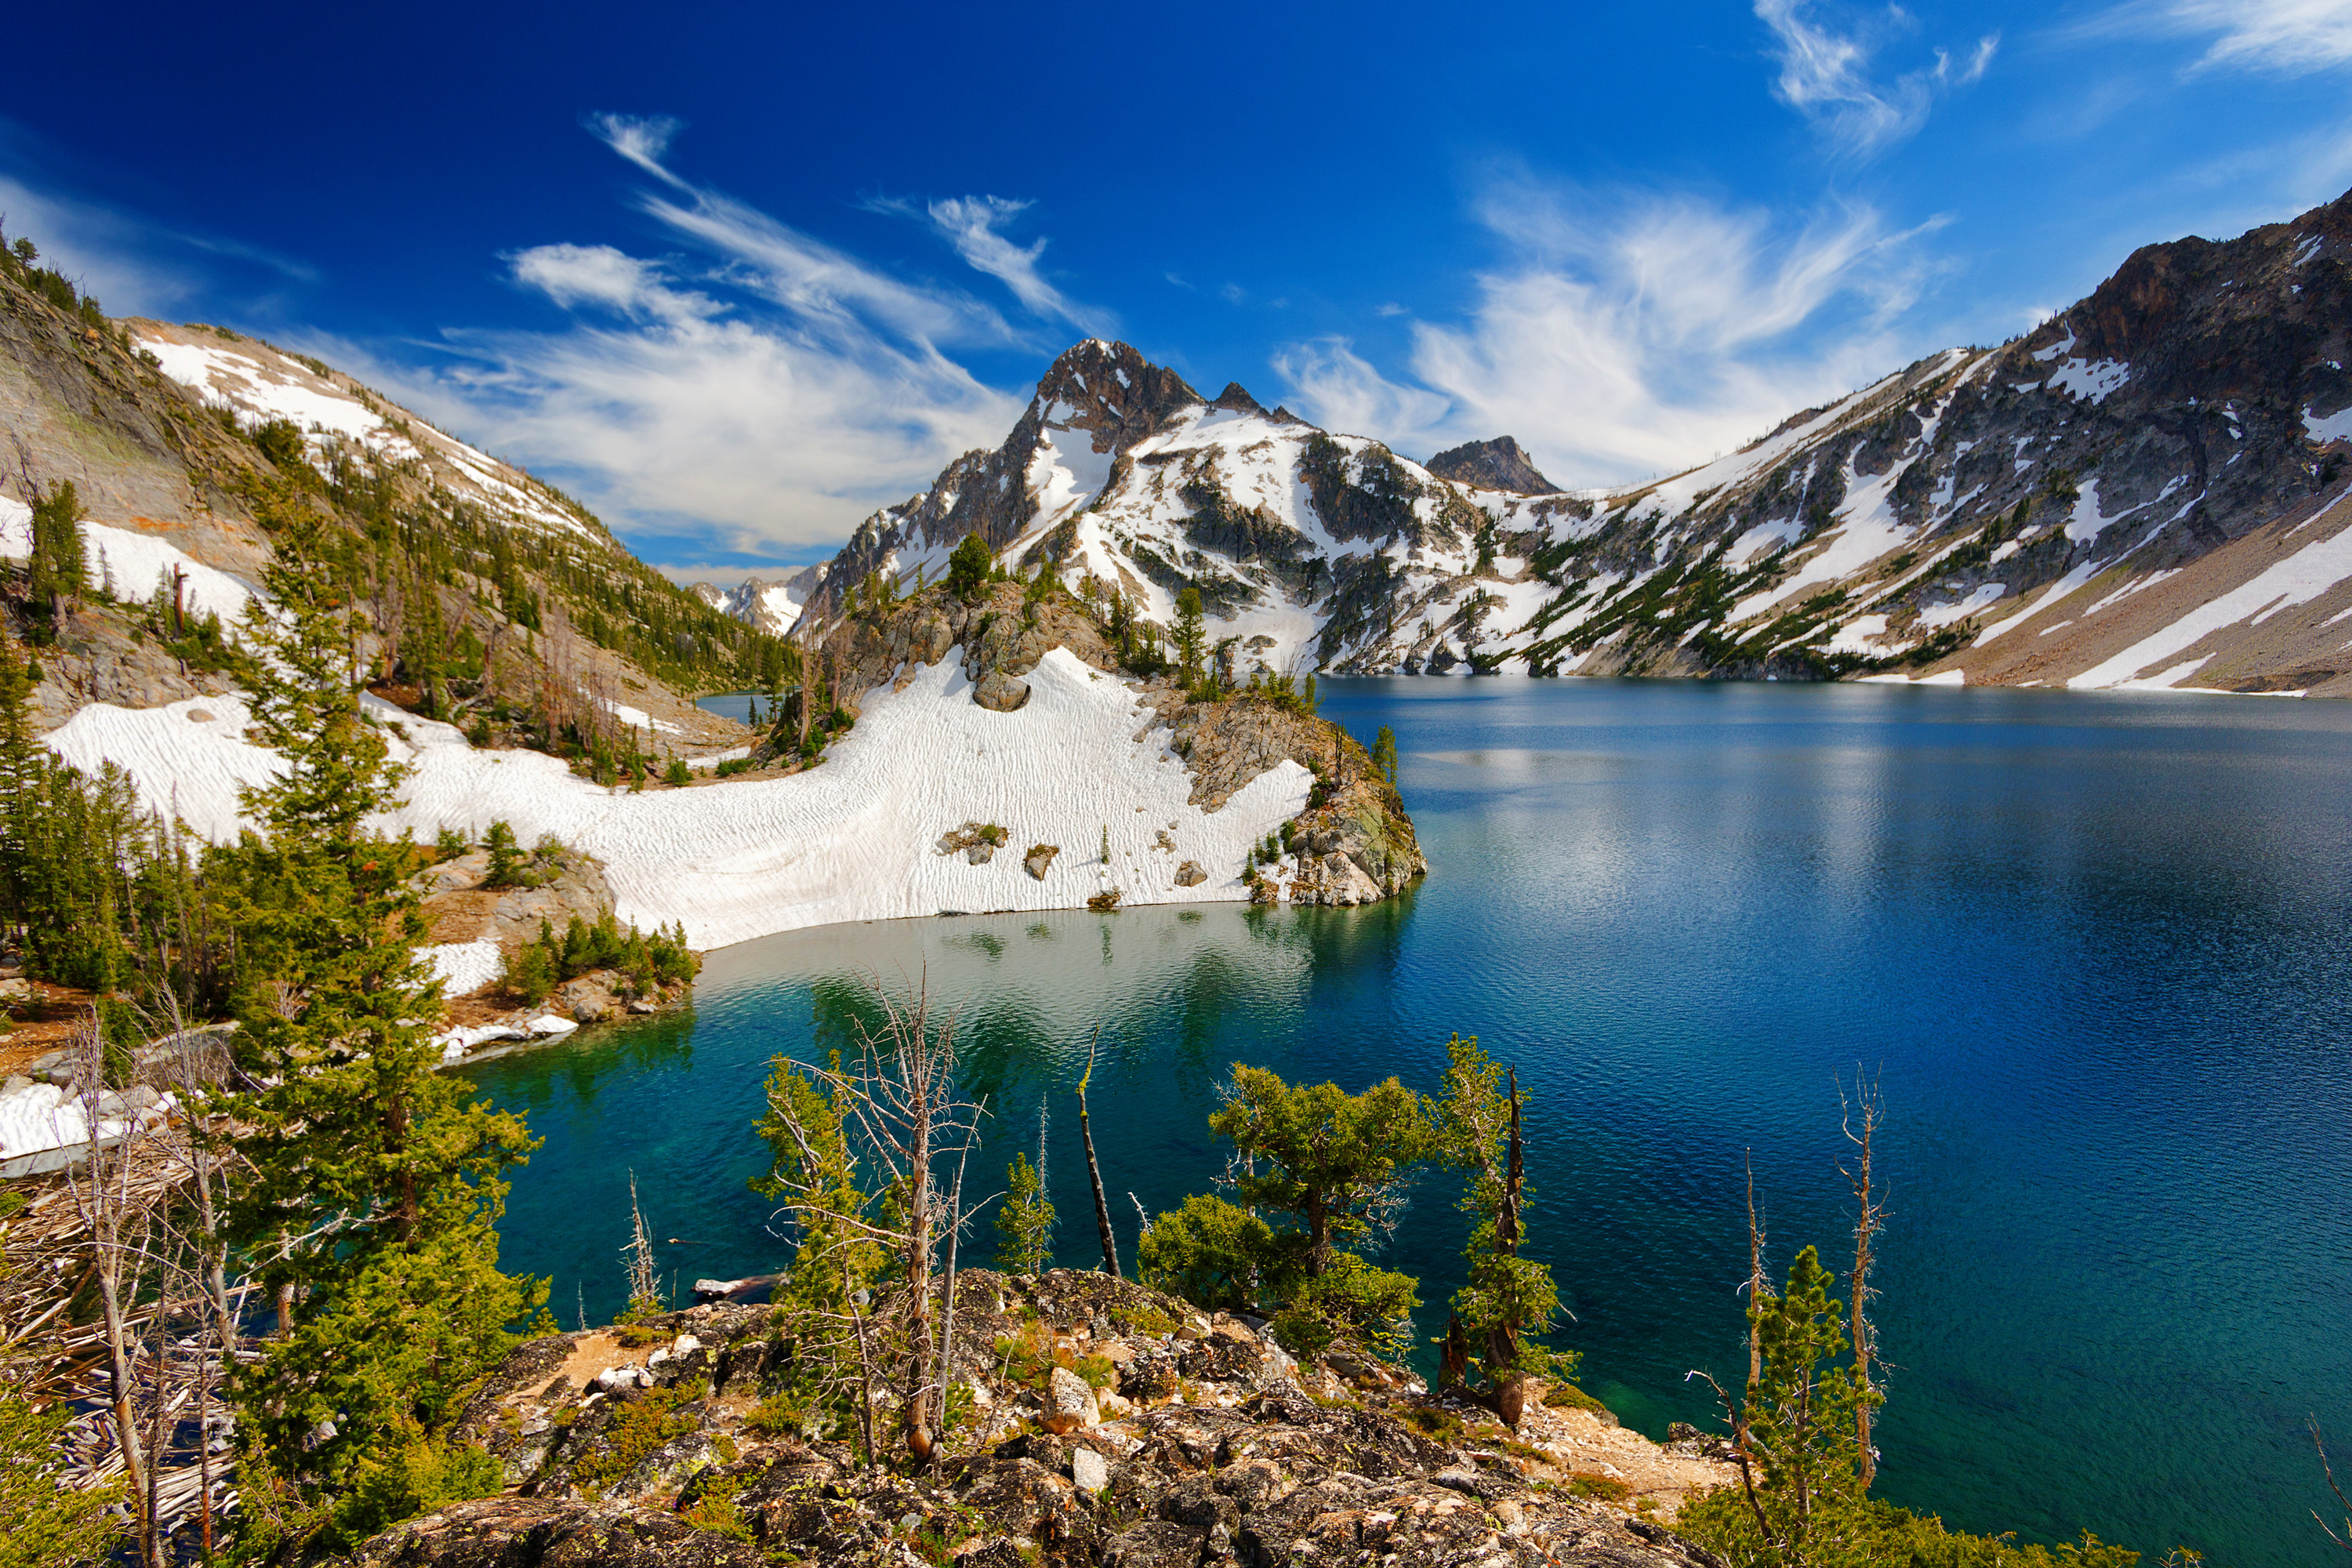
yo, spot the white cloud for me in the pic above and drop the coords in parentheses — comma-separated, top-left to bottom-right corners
(506, 243, 717, 322)
(923, 195, 1107, 333)
(355, 125, 1033, 555)
(1269, 339, 1450, 444)
(1755, 0, 1998, 156)
(2142, 0, 2352, 71)
(1278, 182, 1934, 488)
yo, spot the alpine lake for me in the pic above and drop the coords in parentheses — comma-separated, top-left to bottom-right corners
(463, 677, 2352, 1568)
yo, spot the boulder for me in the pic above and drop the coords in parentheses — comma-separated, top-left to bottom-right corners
(1070, 1444, 1109, 1494)
(1104, 1522, 1210, 1568)
(1025, 844, 1061, 880)
(555, 971, 622, 1022)
(1044, 1364, 1098, 1433)
(1174, 859, 1207, 887)
(972, 670, 1031, 712)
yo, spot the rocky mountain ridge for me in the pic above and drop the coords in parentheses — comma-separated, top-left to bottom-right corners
(762, 188, 2352, 696)
(0, 263, 777, 744)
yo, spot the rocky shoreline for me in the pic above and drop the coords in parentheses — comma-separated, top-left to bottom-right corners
(335, 1269, 1731, 1568)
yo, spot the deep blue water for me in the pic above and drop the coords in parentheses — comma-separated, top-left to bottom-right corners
(466, 678, 2352, 1568)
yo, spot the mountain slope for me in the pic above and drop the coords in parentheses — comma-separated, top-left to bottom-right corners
(0, 250, 781, 749)
(781, 189, 2352, 696)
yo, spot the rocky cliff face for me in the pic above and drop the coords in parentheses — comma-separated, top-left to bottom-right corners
(1424, 437, 1559, 495)
(336, 1270, 1730, 1568)
(769, 191, 2352, 696)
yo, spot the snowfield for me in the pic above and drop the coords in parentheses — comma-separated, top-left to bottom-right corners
(42, 648, 1313, 951)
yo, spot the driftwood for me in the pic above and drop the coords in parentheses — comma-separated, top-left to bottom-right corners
(2, 1022, 258, 1556)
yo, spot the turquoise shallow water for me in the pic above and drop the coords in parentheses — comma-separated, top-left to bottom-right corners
(466, 678, 2352, 1568)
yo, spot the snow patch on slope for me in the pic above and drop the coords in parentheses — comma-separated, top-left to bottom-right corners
(2068, 516, 2352, 688)
(45, 653, 1312, 951)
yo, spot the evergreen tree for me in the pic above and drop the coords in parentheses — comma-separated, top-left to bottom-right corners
(753, 1050, 886, 1316)
(482, 820, 527, 887)
(1210, 1065, 1437, 1276)
(214, 519, 543, 1504)
(1373, 725, 1399, 788)
(946, 532, 993, 602)
(1434, 1036, 1570, 1420)
(0, 1391, 121, 1567)
(26, 480, 86, 628)
(993, 1148, 1055, 1276)
(1140, 1065, 1435, 1359)
(1173, 587, 1207, 685)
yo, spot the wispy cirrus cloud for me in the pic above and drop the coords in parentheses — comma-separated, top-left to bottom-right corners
(358, 115, 1112, 562)
(2121, 0, 2352, 73)
(0, 166, 314, 320)
(1755, 0, 1997, 158)
(922, 194, 1109, 333)
(1276, 178, 1939, 488)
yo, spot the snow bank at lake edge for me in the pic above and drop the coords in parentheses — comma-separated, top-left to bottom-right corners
(42, 649, 1313, 952)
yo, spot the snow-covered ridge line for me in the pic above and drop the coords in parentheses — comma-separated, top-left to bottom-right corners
(42, 650, 1309, 951)
(132, 325, 602, 546)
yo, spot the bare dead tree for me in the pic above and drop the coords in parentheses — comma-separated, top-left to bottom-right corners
(623, 1171, 660, 1314)
(1746, 1150, 1766, 1388)
(151, 1002, 249, 1555)
(1839, 1070, 1888, 1490)
(754, 977, 987, 1467)
(1076, 1030, 1120, 1278)
(2315, 1417, 2352, 1555)
(63, 1011, 161, 1568)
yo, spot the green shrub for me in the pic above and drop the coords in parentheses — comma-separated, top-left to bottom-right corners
(1541, 1381, 1607, 1414)
(323, 1424, 501, 1549)
(1137, 1192, 1294, 1312)
(572, 1381, 704, 1497)
(1677, 1488, 2147, 1568)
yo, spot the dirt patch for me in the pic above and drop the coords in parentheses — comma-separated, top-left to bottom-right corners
(1, 981, 107, 1072)
(422, 888, 502, 946)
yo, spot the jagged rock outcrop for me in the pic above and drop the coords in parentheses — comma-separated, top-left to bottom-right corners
(1424, 437, 1560, 495)
(342, 1270, 1730, 1568)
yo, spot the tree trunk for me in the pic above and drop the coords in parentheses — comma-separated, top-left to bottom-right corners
(1078, 1088, 1120, 1278)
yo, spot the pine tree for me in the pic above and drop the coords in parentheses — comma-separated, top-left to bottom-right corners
(1373, 725, 1399, 788)
(1435, 1035, 1569, 1423)
(993, 1149, 1055, 1275)
(26, 480, 86, 628)
(946, 532, 993, 602)
(1173, 587, 1207, 686)
(215, 518, 543, 1502)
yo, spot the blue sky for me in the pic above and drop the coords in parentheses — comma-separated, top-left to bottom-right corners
(7, 0, 2351, 579)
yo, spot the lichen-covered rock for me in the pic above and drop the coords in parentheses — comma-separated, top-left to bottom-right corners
(339, 1495, 762, 1566)
(973, 668, 1032, 711)
(1045, 1363, 1099, 1433)
(380, 1270, 1730, 1568)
